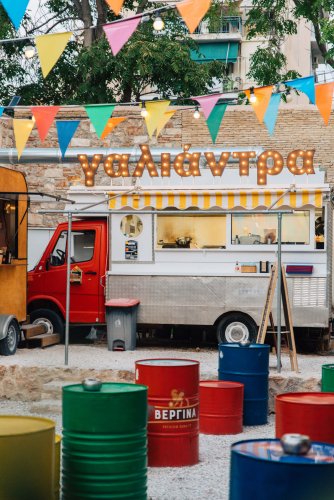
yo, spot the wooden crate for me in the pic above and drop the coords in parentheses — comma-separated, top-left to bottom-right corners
(241, 265, 257, 273)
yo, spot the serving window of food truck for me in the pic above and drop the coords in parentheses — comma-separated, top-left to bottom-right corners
(0, 197, 19, 263)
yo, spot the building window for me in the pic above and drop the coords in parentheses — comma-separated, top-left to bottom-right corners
(231, 211, 310, 245)
(156, 215, 226, 249)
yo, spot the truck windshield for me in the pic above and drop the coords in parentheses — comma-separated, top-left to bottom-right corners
(50, 230, 96, 266)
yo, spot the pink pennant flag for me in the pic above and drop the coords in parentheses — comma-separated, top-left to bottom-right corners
(191, 94, 223, 120)
(103, 16, 142, 56)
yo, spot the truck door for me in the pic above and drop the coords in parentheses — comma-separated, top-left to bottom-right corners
(45, 225, 102, 323)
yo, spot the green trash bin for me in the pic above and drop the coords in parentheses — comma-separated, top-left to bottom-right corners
(322, 364, 334, 392)
(62, 379, 148, 500)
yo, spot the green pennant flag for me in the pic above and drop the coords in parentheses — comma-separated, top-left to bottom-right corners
(84, 104, 115, 138)
(206, 103, 227, 143)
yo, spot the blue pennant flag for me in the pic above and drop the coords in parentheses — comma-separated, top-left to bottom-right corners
(284, 76, 315, 104)
(1, 0, 30, 30)
(56, 120, 80, 158)
(263, 93, 281, 136)
(0, 107, 4, 119)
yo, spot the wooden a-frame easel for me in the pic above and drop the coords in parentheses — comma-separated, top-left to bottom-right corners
(257, 264, 299, 373)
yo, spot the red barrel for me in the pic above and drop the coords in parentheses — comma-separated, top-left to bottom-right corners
(199, 381, 244, 435)
(276, 392, 334, 444)
(135, 358, 199, 467)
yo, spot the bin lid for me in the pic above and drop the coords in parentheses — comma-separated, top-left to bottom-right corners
(232, 439, 334, 464)
(105, 298, 140, 307)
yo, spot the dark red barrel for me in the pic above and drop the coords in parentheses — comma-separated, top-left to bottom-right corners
(199, 381, 244, 435)
(135, 358, 199, 467)
(276, 392, 334, 444)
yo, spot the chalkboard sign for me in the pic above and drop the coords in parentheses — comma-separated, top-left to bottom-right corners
(125, 240, 138, 260)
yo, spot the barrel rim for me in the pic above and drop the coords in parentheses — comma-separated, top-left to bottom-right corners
(231, 438, 334, 464)
(276, 392, 334, 405)
(322, 364, 334, 369)
(199, 380, 244, 389)
(62, 382, 148, 393)
(136, 358, 200, 367)
(0, 415, 55, 436)
(219, 342, 270, 349)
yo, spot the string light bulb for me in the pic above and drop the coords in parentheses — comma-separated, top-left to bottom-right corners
(285, 88, 293, 103)
(193, 107, 200, 119)
(24, 45, 35, 59)
(141, 102, 148, 118)
(153, 16, 164, 31)
(249, 87, 257, 103)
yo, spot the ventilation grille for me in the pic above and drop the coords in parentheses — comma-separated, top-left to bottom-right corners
(292, 277, 327, 307)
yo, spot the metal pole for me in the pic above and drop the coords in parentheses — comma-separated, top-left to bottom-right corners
(277, 212, 282, 373)
(65, 212, 72, 366)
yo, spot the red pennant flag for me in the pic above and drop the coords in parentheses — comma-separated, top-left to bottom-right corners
(31, 106, 60, 142)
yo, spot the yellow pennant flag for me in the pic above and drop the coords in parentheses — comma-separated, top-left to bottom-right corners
(104, 0, 125, 15)
(156, 110, 177, 138)
(245, 86, 273, 123)
(144, 101, 171, 139)
(13, 119, 35, 160)
(177, 0, 211, 34)
(101, 117, 127, 140)
(35, 32, 72, 78)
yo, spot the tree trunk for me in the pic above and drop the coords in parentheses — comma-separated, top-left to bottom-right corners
(81, 0, 94, 47)
(122, 83, 133, 103)
(96, 0, 108, 39)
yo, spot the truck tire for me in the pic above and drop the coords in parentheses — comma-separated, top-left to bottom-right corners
(30, 309, 65, 341)
(0, 319, 20, 356)
(216, 313, 257, 344)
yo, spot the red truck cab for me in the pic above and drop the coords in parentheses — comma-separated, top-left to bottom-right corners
(28, 218, 108, 337)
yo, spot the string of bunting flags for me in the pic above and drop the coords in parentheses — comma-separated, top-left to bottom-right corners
(4, 73, 334, 160)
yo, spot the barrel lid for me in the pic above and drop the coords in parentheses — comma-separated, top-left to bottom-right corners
(0, 416, 55, 436)
(136, 358, 199, 367)
(63, 382, 147, 394)
(322, 364, 334, 369)
(219, 343, 270, 350)
(276, 392, 334, 405)
(232, 439, 334, 464)
(200, 380, 243, 389)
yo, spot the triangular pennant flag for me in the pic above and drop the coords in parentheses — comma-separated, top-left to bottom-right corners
(13, 119, 34, 160)
(101, 117, 127, 140)
(156, 110, 176, 137)
(0, 107, 4, 119)
(206, 103, 227, 143)
(245, 86, 273, 123)
(315, 82, 334, 126)
(176, 0, 211, 34)
(191, 94, 223, 120)
(35, 32, 72, 78)
(56, 120, 80, 158)
(285, 76, 315, 104)
(263, 93, 281, 135)
(31, 106, 60, 142)
(1, 0, 29, 30)
(103, 16, 141, 56)
(104, 0, 125, 15)
(85, 105, 115, 138)
(144, 101, 171, 139)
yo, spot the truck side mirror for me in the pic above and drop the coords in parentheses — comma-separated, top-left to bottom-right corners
(45, 256, 50, 271)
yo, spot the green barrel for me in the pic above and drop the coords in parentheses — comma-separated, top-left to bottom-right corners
(322, 364, 334, 392)
(62, 379, 148, 500)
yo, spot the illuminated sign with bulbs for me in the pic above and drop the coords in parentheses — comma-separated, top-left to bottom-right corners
(78, 145, 315, 187)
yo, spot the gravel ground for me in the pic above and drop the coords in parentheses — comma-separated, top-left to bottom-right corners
(0, 345, 331, 499)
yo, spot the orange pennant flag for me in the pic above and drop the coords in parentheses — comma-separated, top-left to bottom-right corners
(245, 86, 273, 123)
(31, 106, 60, 142)
(101, 117, 126, 140)
(104, 0, 125, 15)
(176, 0, 211, 34)
(315, 82, 334, 125)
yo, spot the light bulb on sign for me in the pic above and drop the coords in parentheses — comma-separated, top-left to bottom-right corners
(153, 16, 164, 31)
(24, 45, 35, 59)
(193, 107, 200, 119)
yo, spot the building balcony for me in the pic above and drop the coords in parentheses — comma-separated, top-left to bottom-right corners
(191, 16, 243, 42)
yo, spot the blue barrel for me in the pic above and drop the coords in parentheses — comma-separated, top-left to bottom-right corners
(230, 438, 334, 500)
(218, 343, 270, 425)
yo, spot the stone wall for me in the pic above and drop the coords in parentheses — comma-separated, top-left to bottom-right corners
(1, 104, 333, 227)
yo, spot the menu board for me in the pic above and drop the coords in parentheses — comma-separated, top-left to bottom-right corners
(125, 240, 138, 260)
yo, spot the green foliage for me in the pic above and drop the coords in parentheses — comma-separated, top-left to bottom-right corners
(0, 0, 227, 104)
(245, 0, 334, 85)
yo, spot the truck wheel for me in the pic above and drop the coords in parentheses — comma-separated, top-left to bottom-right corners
(0, 319, 20, 356)
(216, 314, 257, 344)
(30, 309, 65, 341)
